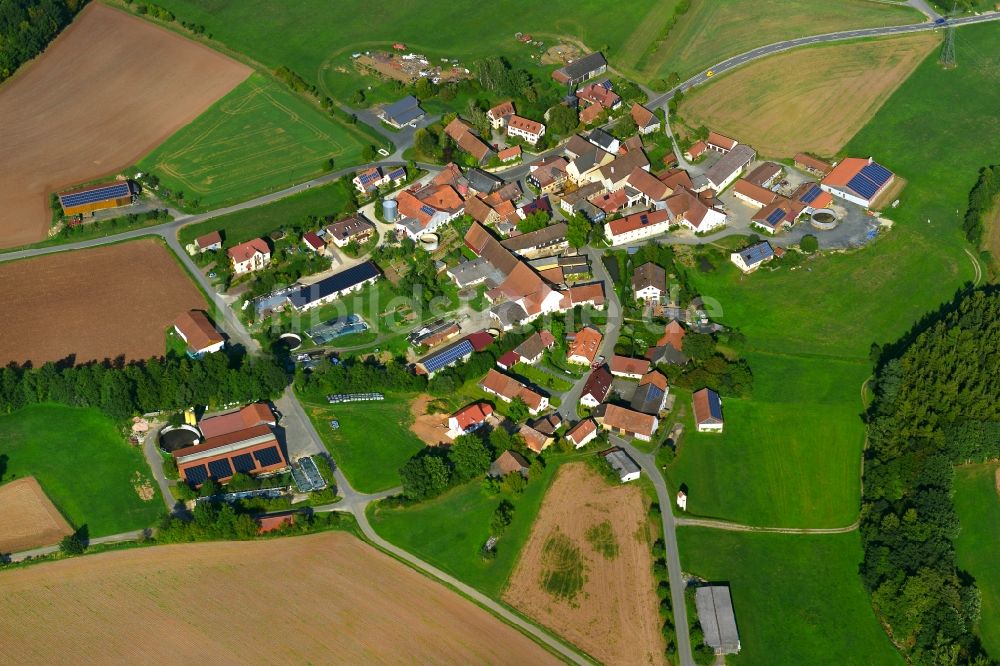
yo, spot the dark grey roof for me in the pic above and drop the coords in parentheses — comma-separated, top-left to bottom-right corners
(287, 261, 379, 309)
(601, 447, 640, 481)
(501, 222, 568, 253)
(382, 95, 424, 125)
(646, 345, 688, 366)
(570, 148, 607, 175)
(631, 383, 665, 415)
(588, 128, 617, 152)
(556, 52, 607, 81)
(695, 586, 741, 654)
(491, 301, 529, 328)
(466, 169, 503, 194)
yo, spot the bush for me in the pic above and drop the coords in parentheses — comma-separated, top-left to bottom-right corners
(799, 234, 819, 253)
(59, 534, 85, 556)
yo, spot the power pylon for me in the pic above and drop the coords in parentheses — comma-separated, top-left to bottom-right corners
(938, 3, 958, 69)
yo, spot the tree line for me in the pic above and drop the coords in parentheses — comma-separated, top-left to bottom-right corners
(861, 288, 999, 665)
(0, 0, 84, 82)
(962, 165, 999, 246)
(0, 351, 288, 421)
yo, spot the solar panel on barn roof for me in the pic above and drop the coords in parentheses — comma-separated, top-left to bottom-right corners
(800, 185, 822, 203)
(232, 453, 256, 473)
(184, 464, 208, 486)
(766, 209, 785, 225)
(860, 162, 892, 186)
(60, 182, 131, 208)
(423, 339, 474, 373)
(254, 447, 283, 467)
(208, 458, 234, 479)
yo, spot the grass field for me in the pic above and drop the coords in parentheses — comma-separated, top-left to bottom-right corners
(677, 33, 939, 157)
(953, 464, 1000, 656)
(299, 394, 426, 493)
(0, 405, 162, 538)
(178, 179, 354, 247)
(139, 73, 380, 212)
(678, 529, 901, 665)
(369, 455, 565, 598)
(637, 0, 921, 82)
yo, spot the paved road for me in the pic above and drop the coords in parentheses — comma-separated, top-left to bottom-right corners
(141, 424, 181, 515)
(613, 437, 695, 666)
(675, 517, 859, 534)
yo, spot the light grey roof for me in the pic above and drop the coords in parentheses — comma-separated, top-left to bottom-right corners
(447, 256, 504, 288)
(602, 448, 640, 480)
(491, 301, 529, 328)
(696, 586, 741, 654)
(704, 145, 757, 188)
(555, 51, 607, 81)
(737, 242, 774, 266)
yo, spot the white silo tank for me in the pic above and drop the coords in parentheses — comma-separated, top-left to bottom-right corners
(383, 198, 398, 222)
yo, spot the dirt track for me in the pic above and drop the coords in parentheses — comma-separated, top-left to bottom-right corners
(505, 463, 666, 665)
(0, 4, 250, 248)
(0, 531, 558, 664)
(0, 477, 73, 553)
(0, 239, 207, 366)
(679, 33, 938, 157)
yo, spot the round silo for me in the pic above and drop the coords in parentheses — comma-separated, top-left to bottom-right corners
(383, 198, 398, 222)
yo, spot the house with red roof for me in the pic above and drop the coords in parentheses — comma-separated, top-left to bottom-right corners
(498, 145, 522, 162)
(195, 230, 222, 253)
(684, 141, 708, 161)
(693, 388, 724, 432)
(227, 238, 271, 274)
(173, 310, 225, 357)
(610, 355, 650, 379)
(820, 157, 894, 207)
(566, 418, 599, 448)
(303, 231, 326, 254)
(448, 402, 494, 438)
(479, 369, 549, 415)
(507, 115, 546, 145)
(706, 131, 738, 154)
(567, 326, 603, 366)
(631, 103, 660, 135)
(487, 101, 516, 129)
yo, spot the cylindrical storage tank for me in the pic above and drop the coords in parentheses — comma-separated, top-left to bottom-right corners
(419, 233, 439, 252)
(383, 198, 398, 222)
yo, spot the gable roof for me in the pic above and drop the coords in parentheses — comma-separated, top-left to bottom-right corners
(566, 418, 598, 445)
(303, 231, 324, 250)
(707, 131, 737, 150)
(632, 262, 665, 293)
(287, 261, 380, 309)
(745, 162, 782, 186)
(660, 168, 694, 191)
(382, 95, 423, 124)
(199, 403, 275, 439)
(326, 215, 375, 242)
(627, 167, 670, 201)
(508, 115, 544, 135)
(658, 320, 686, 352)
(607, 209, 669, 237)
(174, 310, 223, 353)
(704, 144, 756, 188)
(501, 222, 567, 253)
(195, 230, 222, 249)
(581, 365, 613, 402)
(451, 402, 494, 430)
(686, 140, 707, 158)
(602, 404, 657, 437)
(552, 51, 607, 83)
(631, 103, 658, 128)
(519, 424, 552, 453)
(794, 152, 833, 174)
(498, 145, 522, 161)
(514, 330, 556, 361)
(568, 326, 602, 363)
(611, 355, 651, 377)
(693, 388, 724, 425)
(227, 238, 269, 263)
(480, 369, 545, 411)
(733, 179, 778, 206)
(488, 100, 515, 120)
(492, 449, 530, 475)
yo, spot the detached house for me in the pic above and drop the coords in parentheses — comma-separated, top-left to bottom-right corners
(228, 238, 271, 274)
(632, 262, 666, 303)
(507, 115, 546, 146)
(731, 241, 775, 273)
(631, 103, 660, 135)
(444, 117, 494, 165)
(566, 418, 599, 448)
(195, 231, 222, 253)
(479, 369, 549, 415)
(448, 402, 494, 438)
(326, 215, 375, 248)
(610, 355, 650, 380)
(706, 131, 738, 154)
(567, 326, 603, 366)
(487, 100, 516, 129)
(598, 404, 658, 442)
(173, 310, 225, 357)
(579, 365, 613, 408)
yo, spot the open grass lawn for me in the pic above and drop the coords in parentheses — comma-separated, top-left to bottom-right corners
(139, 73, 380, 212)
(299, 394, 426, 493)
(953, 464, 1000, 656)
(0, 404, 162, 537)
(679, 528, 901, 665)
(178, 179, 354, 247)
(639, 0, 920, 82)
(368, 455, 565, 599)
(666, 353, 868, 527)
(669, 27, 998, 528)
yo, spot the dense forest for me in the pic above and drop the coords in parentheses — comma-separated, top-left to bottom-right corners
(0, 351, 288, 420)
(861, 288, 999, 665)
(0, 0, 85, 82)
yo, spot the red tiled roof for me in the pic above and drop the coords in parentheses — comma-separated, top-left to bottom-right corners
(199, 403, 276, 439)
(508, 115, 544, 135)
(498, 145, 522, 161)
(611, 355, 650, 377)
(631, 103, 657, 128)
(794, 153, 833, 174)
(451, 402, 494, 430)
(639, 370, 668, 390)
(660, 168, 694, 191)
(492, 450, 529, 475)
(657, 320, 686, 352)
(173, 424, 275, 459)
(480, 369, 545, 411)
(607, 209, 670, 237)
(579, 103, 603, 125)
(627, 167, 669, 201)
(173, 310, 223, 353)
(566, 418, 597, 445)
(303, 231, 324, 250)
(693, 388, 723, 425)
(686, 141, 707, 158)
(707, 131, 737, 150)
(602, 404, 657, 437)
(488, 100, 515, 120)
(733, 179, 777, 206)
(227, 238, 269, 263)
(562, 282, 605, 308)
(257, 512, 296, 533)
(568, 326, 602, 364)
(576, 83, 620, 109)
(519, 424, 552, 453)
(196, 231, 222, 249)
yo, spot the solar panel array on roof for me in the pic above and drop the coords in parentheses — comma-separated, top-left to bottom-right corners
(60, 182, 131, 208)
(846, 161, 892, 200)
(208, 458, 234, 480)
(422, 339, 474, 373)
(639, 214, 650, 225)
(800, 185, 822, 204)
(232, 453, 256, 474)
(254, 447, 283, 467)
(387, 167, 406, 180)
(765, 208, 786, 225)
(359, 170, 381, 185)
(740, 242, 773, 265)
(185, 464, 208, 486)
(420, 204, 436, 216)
(707, 390, 723, 419)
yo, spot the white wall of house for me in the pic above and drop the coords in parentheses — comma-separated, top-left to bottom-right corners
(605, 220, 671, 246)
(681, 209, 727, 233)
(634, 285, 663, 302)
(570, 429, 597, 448)
(232, 252, 270, 275)
(733, 191, 769, 208)
(295, 276, 378, 312)
(697, 420, 724, 433)
(579, 392, 602, 408)
(820, 184, 871, 208)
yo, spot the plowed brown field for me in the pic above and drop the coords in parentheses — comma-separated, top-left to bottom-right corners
(0, 3, 250, 248)
(505, 463, 666, 665)
(0, 477, 73, 554)
(678, 33, 939, 157)
(0, 531, 558, 664)
(0, 239, 206, 366)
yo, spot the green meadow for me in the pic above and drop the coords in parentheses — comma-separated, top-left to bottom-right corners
(0, 404, 163, 538)
(953, 464, 1000, 657)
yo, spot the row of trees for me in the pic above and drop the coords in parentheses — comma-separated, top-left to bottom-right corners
(0, 351, 288, 420)
(0, 0, 83, 82)
(962, 165, 999, 246)
(398, 433, 493, 500)
(861, 288, 999, 664)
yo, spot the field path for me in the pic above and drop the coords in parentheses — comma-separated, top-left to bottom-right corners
(964, 248, 983, 285)
(674, 517, 859, 534)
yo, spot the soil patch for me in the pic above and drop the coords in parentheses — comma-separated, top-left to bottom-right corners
(0, 531, 558, 663)
(542, 43, 582, 66)
(0, 239, 207, 366)
(0, 3, 250, 248)
(679, 33, 938, 157)
(0, 477, 73, 554)
(408, 393, 449, 446)
(504, 463, 666, 665)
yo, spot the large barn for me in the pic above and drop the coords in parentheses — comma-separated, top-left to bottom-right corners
(173, 424, 287, 487)
(58, 180, 136, 216)
(820, 157, 894, 208)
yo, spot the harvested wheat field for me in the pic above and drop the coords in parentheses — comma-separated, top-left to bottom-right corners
(0, 531, 558, 664)
(679, 33, 939, 157)
(505, 463, 665, 665)
(0, 477, 73, 554)
(0, 239, 206, 366)
(0, 3, 250, 248)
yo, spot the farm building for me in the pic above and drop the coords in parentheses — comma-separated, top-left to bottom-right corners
(630, 370, 669, 415)
(58, 180, 136, 216)
(488, 450, 530, 478)
(501, 222, 568, 259)
(408, 319, 461, 348)
(752, 197, 805, 234)
(794, 153, 833, 176)
(379, 95, 425, 128)
(632, 262, 666, 302)
(172, 310, 224, 357)
(791, 182, 834, 211)
(599, 447, 641, 482)
(820, 157, 894, 208)
(286, 261, 380, 312)
(610, 355, 650, 380)
(479, 369, 548, 415)
(745, 162, 783, 188)
(706, 132, 738, 154)
(519, 423, 554, 453)
(704, 144, 756, 192)
(733, 179, 778, 209)
(444, 117, 494, 165)
(695, 585, 742, 655)
(498, 145, 522, 162)
(598, 404, 658, 442)
(195, 231, 222, 253)
(730, 241, 775, 273)
(173, 424, 287, 487)
(199, 402, 276, 439)
(448, 402, 494, 438)
(579, 365, 613, 408)
(684, 141, 708, 161)
(646, 320, 688, 365)
(693, 388, 724, 432)
(414, 337, 475, 376)
(228, 238, 271, 274)
(256, 511, 296, 534)
(566, 418, 599, 448)
(552, 51, 607, 87)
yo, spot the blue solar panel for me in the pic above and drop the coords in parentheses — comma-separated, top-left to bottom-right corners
(184, 464, 208, 486)
(232, 453, 256, 473)
(254, 446, 283, 467)
(765, 209, 785, 225)
(740, 242, 773, 265)
(800, 185, 822, 204)
(420, 204, 436, 215)
(707, 391, 723, 419)
(387, 168, 406, 180)
(846, 174, 879, 200)
(60, 182, 131, 208)
(422, 339, 474, 373)
(859, 162, 892, 187)
(208, 458, 234, 480)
